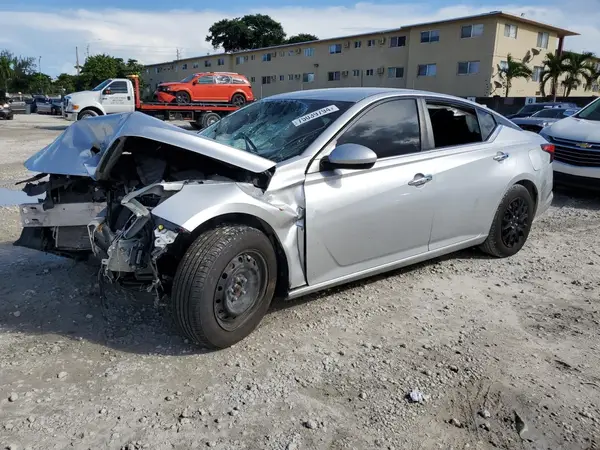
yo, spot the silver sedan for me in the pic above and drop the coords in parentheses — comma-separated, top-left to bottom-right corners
(16, 88, 554, 349)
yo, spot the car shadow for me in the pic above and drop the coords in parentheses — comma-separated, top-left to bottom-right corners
(552, 186, 600, 210)
(33, 125, 69, 131)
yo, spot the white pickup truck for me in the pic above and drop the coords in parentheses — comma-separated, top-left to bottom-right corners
(62, 76, 243, 128)
(63, 78, 135, 121)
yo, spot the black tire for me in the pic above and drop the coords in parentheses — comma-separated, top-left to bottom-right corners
(7, 114, 14, 120)
(175, 91, 191, 104)
(201, 112, 221, 129)
(480, 184, 534, 258)
(78, 109, 98, 120)
(231, 93, 246, 107)
(172, 225, 277, 349)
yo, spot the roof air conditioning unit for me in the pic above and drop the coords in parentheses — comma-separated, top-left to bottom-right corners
(295, 49, 301, 54)
(271, 75, 277, 81)
(344, 41, 350, 48)
(272, 52, 277, 57)
(379, 37, 386, 44)
(294, 74, 301, 79)
(342, 70, 349, 76)
(377, 66, 385, 74)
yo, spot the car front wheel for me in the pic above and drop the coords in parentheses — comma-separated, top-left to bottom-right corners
(480, 184, 534, 258)
(175, 91, 191, 104)
(172, 224, 277, 349)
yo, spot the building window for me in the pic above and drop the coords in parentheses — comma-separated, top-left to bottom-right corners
(388, 67, 404, 78)
(235, 56, 244, 65)
(367, 39, 376, 47)
(279, 75, 285, 81)
(280, 51, 285, 57)
(328, 71, 341, 81)
(304, 48, 314, 57)
(457, 61, 480, 75)
(498, 60, 508, 71)
(390, 36, 406, 47)
(532, 66, 543, 82)
(537, 32, 549, 49)
(262, 53, 272, 62)
(504, 24, 518, 39)
(251, 55, 256, 61)
(302, 72, 315, 83)
(250, 76, 255, 82)
(352, 69, 360, 76)
(329, 44, 342, 54)
(181, 63, 188, 70)
(192, 62, 199, 69)
(461, 24, 483, 38)
(420, 30, 440, 43)
(354, 41, 362, 48)
(217, 58, 225, 66)
(366, 69, 374, 76)
(261, 76, 271, 85)
(418, 63, 437, 76)
(204, 60, 211, 67)
(288, 74, 294, 81)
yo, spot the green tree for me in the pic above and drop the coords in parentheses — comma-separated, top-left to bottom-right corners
(79, 53, 122, 88)
(285, 33, 318, 44)
(561, 51, 596, 97)
(539, 52, 568, 100)
(206, 14, 286, 52)
(54, 73, 77, 94)
(0, 50, 14, 92)
(497, 53, 532, 97)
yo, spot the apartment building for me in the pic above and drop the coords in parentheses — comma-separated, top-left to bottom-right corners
(143, 11, 585, 99)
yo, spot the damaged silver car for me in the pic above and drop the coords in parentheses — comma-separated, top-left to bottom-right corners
(15, 88, 554, 349)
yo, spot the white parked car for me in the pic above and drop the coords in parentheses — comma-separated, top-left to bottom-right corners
(540, 97, 600, 189)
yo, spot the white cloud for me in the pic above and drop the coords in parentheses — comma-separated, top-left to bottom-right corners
(0, 2, 598, 76)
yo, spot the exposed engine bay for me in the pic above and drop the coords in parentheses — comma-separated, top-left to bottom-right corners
(15, 135, 274, 294)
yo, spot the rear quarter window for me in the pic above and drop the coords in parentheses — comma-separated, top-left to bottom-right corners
(232, 77, 248, 84)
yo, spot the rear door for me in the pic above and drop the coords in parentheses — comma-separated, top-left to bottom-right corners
(421, 98, 519, 250)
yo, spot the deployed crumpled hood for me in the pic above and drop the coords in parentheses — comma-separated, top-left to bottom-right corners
(545, 116, 600, 142)
(24, 112, 276, 179)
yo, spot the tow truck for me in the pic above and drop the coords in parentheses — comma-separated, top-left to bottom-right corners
(62, 75, 246, 129)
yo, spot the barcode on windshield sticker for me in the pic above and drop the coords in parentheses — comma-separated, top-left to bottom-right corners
(292, 105, 339, 126)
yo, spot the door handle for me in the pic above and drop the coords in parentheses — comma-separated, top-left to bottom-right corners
(408, 173, 433, 187)
(493, 152, 509, 161)
(127, 96, 131, 100)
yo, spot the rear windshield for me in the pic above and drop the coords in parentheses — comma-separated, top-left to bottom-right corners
(517, 104, 545, 115)
(200, 98, 354, 163)
(532, 109, 564, 118)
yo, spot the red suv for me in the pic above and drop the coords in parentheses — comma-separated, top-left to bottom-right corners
(155, 72, 254, 106)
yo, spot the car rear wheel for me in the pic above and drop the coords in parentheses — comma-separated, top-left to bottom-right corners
(78, 109, 98, 120)
(175, 91, 191, 104)
(200, 112, 221, 129)
(480, 184, 534, 258)
(172, 224, 277, 349)
(231, 93, 246, 107)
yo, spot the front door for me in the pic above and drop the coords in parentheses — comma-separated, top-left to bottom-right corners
(192, 75, 217, 102)
(101, 80, 131, 114)
(304, 98, 436, 286)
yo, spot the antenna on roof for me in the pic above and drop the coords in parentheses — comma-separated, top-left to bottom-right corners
(521, 13, 525, 17)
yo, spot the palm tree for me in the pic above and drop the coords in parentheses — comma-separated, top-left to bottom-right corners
(497, 53, 532, 97)
(561, 51, 596, 97)
(539, 52, 568, 100)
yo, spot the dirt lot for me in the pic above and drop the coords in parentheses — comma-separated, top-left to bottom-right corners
(1, 114, 599, 450)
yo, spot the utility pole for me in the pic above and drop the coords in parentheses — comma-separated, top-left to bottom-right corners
(38, 56, 42, 94)
(86, 44, 90, 60)
(176, 48, 181, 60)
(75, 46, 80, 75)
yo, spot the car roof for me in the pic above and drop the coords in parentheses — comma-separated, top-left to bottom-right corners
(266, 87, 473, 103)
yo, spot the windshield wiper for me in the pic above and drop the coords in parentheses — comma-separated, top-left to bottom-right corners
(235, 132, 259, 154)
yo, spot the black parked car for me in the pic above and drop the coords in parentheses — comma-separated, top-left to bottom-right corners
(0, 101, 14, 120)
(506, 102, 578, 119)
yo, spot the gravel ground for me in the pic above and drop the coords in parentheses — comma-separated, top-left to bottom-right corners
(1, 114, 600, 450)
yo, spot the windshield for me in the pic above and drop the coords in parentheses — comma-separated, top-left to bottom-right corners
(532, 109, 563, 118)
(575, 98, 600, 121)
(199, 98, 354, 163)
(517, 104, 545, 115)
(91, 79, 112, 91)
(180, 74, 197, 83)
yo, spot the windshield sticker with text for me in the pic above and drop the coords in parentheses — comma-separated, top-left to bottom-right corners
(292, 105, 339, 127)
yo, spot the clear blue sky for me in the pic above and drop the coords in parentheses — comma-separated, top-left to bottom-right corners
(0, 0, 596, 77)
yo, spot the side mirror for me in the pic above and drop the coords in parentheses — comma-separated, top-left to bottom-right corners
(192, 80, 198, 85)
(321, 143, 377, 171)
(103, 88, 111, 95)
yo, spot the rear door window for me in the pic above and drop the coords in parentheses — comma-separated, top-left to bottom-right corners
(426, 101, 483, 148)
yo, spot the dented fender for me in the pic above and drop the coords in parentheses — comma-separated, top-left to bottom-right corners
(150, 181, 306, 288)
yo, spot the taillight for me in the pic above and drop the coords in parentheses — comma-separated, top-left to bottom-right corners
(541, 143, 555, 162)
